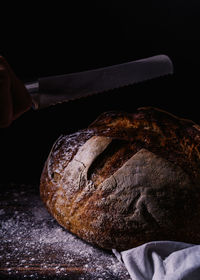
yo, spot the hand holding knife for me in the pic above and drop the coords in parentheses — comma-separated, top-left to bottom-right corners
(0, 54, 173, 127)
(0, 55, 32, 128)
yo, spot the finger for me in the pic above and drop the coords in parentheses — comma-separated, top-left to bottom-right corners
(11, 76, 32, 120)
(0, 56, 32, 121)
(0, 58, 13, 128)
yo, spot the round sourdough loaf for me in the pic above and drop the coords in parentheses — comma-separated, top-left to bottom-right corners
(40, 107, 200, 250)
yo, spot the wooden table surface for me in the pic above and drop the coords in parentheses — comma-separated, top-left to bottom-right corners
(0, 183, 131, 280)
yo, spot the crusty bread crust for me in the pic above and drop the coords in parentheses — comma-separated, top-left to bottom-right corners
(40, 107, 200, 250)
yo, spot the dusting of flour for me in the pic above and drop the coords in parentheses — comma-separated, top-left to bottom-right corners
(0, 183, 130, 279)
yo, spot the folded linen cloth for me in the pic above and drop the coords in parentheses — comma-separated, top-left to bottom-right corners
(113, 241, 200, 280)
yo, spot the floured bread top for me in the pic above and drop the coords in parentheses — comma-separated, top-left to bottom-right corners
(40, 107, 200, 250)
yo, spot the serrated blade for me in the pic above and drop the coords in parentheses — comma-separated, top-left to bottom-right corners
(26, 54, 173, 109)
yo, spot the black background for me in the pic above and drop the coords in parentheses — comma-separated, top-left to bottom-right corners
(1, 2, 200, 184)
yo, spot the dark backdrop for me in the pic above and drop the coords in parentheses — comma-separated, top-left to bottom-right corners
(1, 2, 200, 183)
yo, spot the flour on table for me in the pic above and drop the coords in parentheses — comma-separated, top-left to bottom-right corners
(0, 183, 130, 280)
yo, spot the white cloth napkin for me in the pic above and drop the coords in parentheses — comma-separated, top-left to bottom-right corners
(113, 241, 200, 280)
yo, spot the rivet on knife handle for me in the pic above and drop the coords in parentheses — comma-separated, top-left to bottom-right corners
(25, 54, 173, 110)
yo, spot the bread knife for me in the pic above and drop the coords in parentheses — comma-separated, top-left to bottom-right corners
(25, 54, 173, 110)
